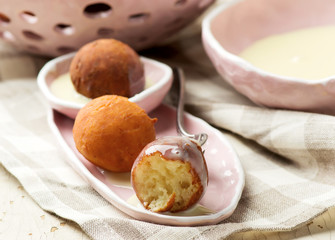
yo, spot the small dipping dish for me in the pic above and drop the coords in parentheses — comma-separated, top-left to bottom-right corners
(37, 52, 173, 119)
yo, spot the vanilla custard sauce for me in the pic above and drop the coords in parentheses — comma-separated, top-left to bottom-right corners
(50, 72, 153, 104)
(99, 169, 214, 216)
(50, 73, 91, 104)
(126, 194, 215, 216)
(239, 25, 335, 80)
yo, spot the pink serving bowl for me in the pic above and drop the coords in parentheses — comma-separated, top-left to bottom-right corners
(0, 0, 214, 57)
(202, 0, 335, 115)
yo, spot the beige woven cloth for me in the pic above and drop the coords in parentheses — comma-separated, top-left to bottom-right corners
(1, 8, 335, 240)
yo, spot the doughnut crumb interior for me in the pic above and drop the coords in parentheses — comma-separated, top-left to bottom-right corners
(131, 152, 204, 213)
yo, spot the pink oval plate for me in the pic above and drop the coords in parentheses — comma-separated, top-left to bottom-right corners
(48, 104, 245, 226)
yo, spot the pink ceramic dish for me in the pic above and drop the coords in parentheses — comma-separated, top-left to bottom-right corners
(0, 0, 214, 56)
(37, 52, 173, 119)
(48, 104, 245, 226)
(202, 0, 335, 115)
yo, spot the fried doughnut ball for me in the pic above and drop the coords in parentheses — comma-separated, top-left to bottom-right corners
(70, 38, 144, 99)
(73, 95, 157, 172)
(131, 136, 208, 212)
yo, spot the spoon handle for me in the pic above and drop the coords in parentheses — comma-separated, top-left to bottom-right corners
(172, 67, 208, 146)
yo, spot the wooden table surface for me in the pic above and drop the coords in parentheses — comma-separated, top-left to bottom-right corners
(1, 164, 335, 240)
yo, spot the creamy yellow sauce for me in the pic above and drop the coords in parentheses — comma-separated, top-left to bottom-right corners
(100, 169, 215, 216)
(50, 72, 153, 104)
(239, 25, 335, 80)
(102, 170, 132, 188)
(50, 73, 91, 104)
(127, 194, 215, 216)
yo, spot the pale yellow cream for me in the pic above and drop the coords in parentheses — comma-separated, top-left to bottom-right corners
(239, 25, 335, 80)
(102, 171, 132, 188)
(100, 169, 215, 216)
(127, 194, 215, 216)
(50, 72, 152, 104)
(50, 73, 91, 104)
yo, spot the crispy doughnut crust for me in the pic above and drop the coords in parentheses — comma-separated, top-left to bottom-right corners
(70, 39, 144, 98)
(73, 95, 156, 172)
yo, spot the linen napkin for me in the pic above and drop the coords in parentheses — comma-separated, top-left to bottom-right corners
(1, 10, 335, 240)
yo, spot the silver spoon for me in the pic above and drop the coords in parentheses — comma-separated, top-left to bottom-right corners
(131, 68, 209, 213)
(172, 67, 208, 146)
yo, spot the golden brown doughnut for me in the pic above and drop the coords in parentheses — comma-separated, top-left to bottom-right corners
(73, 95, 156, 172)
(131, 136, 208, 212)
(70, 39, 144, 99)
